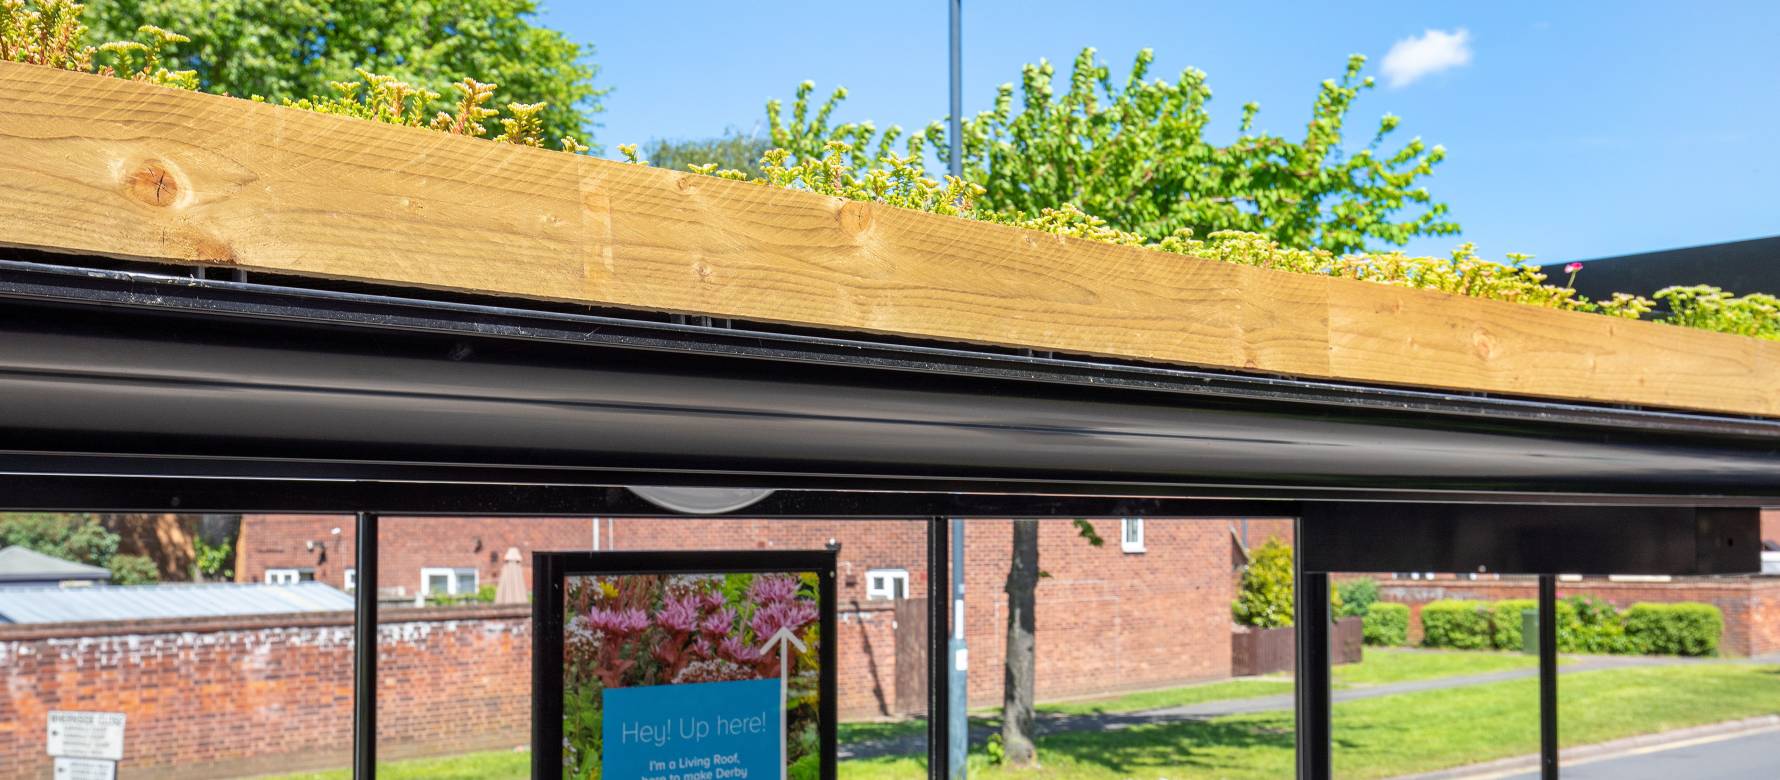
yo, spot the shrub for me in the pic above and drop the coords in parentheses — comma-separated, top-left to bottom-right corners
(1489, 599, 1540, 651)
(1336, 578, 1379, 618)
(1232, 540, 1295, 628)
(1419, 600, 1493, 649)
(107, 554, 160, 585)
(1363, 603, 1409, 646)
(1624, 603, 1722, 657)
(1562, 596, 1635, 654)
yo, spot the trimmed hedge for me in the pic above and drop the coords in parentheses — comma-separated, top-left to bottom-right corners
(1420, 601, 1493, 649)
(1363, 602, 1409, 646)
(1416, 597, 1722, 656)
(1625, 603, 1722, 656)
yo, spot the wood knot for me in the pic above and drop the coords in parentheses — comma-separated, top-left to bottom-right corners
(1472, 326, 1498, 360)
(126, 161, 181, 207)
(836, 201, 873, 235)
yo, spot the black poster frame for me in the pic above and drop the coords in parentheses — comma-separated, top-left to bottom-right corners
(532, 550, 840, 780)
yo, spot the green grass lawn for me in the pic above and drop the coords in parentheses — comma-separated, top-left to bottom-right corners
(267, 750, 530, 779)
(265, 660, 1778, 780)
(836, 663, 1780, 780)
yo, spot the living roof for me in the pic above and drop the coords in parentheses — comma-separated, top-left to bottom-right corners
(3, 61, 1779, 418)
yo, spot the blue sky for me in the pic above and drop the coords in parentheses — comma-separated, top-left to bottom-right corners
(537, 1, 1779, 264)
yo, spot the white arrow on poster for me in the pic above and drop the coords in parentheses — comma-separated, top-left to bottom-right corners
(760, 626, 807, 780)
(46, 711, 125, 761)
(53, 757, 116, 780)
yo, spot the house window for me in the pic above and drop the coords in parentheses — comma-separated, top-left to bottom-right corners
(1121, 519, 1145, 553)
(265, 568, 314, 585)
(421, 567, 478, 596)
(865, 569, 909, 600)
(343, 568, 357, 592)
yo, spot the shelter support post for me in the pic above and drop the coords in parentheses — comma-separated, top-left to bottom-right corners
(1539, 574, 1558, 780)
(353, 511, 379, 779)
(928, 516, 951, 780)
(1294, 515, 1332, 780)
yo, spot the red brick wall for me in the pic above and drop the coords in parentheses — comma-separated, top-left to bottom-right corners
(1763, 508, 1780, 545)
(0, 606, 529, 780)
(1374, 576, 1780, 655)
(608, 518, 1238, 715)
(238, 515, 599, 596)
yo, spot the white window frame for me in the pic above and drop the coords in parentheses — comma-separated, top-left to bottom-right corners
(420, 567, 479, 596)
(343, 568, 357, 592)
(1121, 519, 1145, 553)
(265, 568, 310, 585)
(864, 569, 909, 601)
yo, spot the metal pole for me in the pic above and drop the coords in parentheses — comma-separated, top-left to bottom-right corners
(353, 511, 379, 779)
(1293, 516, 1331, 780)
(948, 0, 963, 179)
(1539, 574, 1559, 779)
(947, 518, 968, 779)
(927, 516, 951, 780)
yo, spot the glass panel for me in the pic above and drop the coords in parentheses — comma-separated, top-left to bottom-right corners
(426, 572, 449, 595)
(454, 570, 476, 595)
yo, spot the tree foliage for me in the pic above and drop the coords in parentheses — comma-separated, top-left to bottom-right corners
(644, 129, 771, 178)
(767, 48, 1456, 254)
(85, 0, 605, 150)
(0, 512, 160, 585)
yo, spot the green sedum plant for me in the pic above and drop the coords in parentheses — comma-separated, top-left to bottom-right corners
(8, 1, 1780, 342)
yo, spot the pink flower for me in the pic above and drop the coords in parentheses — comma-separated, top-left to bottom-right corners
(656, 596, 700, 633)
(718, 635, 766, 664)
(586, 607, 649, 637)
(749, 599, 818, 640)
(1564, 262, 1583, 274)
(699, 591, 726, 611)
(700, 606, 736, 637)
(748, 575, 800, 605)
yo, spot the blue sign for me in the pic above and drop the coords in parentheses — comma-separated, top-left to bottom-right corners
(602, 677, 781, 780)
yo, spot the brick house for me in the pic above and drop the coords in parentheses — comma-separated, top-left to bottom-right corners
(236, 514, 599, 598)
(237, 514, 1295, 716)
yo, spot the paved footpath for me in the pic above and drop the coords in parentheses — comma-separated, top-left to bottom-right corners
(841, 653, 1736, 759)
(1501, 727, 1780, 779)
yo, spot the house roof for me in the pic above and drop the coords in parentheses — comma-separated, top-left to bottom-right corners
(0, 546, 111, 583)
(0, 582, 355, 624)
(1541, 235, 1780, 301)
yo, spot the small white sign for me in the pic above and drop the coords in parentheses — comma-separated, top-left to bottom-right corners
(46, 711, 125, 761)
(53, 757, 116, 780)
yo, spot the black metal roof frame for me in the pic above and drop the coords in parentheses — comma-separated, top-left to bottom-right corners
(2, 257, 1779, 507)
(2, 254, 1773, 780)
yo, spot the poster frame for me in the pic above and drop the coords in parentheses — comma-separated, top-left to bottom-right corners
(532, 549, 839, 780)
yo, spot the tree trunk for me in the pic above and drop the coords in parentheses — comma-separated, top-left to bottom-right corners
(1001, 518, 1040, 767)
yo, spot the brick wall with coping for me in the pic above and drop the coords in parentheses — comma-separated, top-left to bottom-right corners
(0, 605, 531, 780)
(1374, 576, 1780, 655)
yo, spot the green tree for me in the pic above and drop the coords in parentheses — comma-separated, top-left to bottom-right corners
(86, 0, 606, 150)
(644, 129, 770, 178)
(0, 513, 119, 567)
(767, 48, 1456, 254)
(0, 513, 160, 585)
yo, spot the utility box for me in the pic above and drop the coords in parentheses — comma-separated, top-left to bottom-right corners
(1522, 609, 1539, 655)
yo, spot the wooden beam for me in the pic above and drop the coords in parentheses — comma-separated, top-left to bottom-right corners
(3, 61, 1777, 417)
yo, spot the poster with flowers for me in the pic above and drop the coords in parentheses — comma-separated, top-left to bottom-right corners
(559, 568, 825, 780)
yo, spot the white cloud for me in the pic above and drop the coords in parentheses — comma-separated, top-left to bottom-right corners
(1381, 28, 1472, 88)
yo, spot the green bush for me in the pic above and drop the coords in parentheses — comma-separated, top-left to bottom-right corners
(107, 554, 161, 585)
(1232, 540, 1295, 628)
(1489, 599, 1540, 651)
(1363, 603, 1409, 646)
(1337, 578, 1379, 618)
(1624, 603, 1722, 657)
(1420, 601, 1493, 649)
(1562, 596, 1635, 654)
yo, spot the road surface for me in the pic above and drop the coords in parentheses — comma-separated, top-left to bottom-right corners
(1501, 727, 1780, 780)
